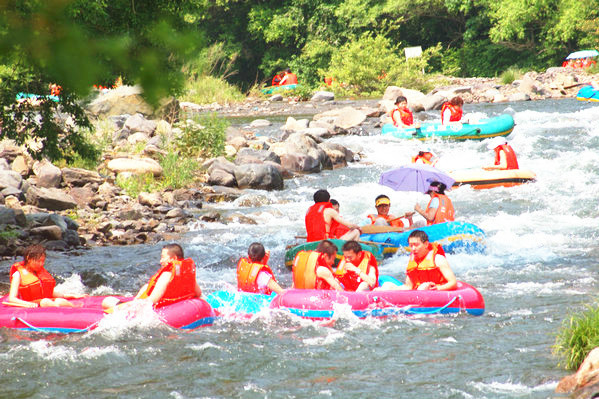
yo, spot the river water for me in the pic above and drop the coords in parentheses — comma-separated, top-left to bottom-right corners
(1, 99, 598, 398)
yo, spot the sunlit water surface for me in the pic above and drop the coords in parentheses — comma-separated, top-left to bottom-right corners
(1, 99, 598, 398)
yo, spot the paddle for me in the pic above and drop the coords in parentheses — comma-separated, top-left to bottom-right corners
(360, 225, 404, 234)
(291, 236, 394, 247)
(563, 82, 590, 89)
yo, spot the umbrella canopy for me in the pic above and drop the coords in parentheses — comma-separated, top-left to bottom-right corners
(379, 164, 455, 193)
(566, 50, 599, 60)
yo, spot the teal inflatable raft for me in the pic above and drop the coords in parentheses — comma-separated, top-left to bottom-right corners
(360, 221, 486, 255)
(261, 84, 299, 95)
(381, 114, 514, 141)
(576, 85, 599, 102)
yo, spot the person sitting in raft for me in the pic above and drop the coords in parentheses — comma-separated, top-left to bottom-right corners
(412, 149, 438, 166)
(292, 240, 344, 291)
(271, 72, 283, 86)
(102, 243, 202, 310)
(484, 137, 519, 170)
(363, 194, 413, 229)
(377, 230, 457, 291)
(329, 199, 351, 238)
(335, 241, 379, 292)
(390, 96, 420, 129)
(414, 182, 455, 226)
(278, 68, 298, 86)
(237, 242, 284, 295)
(441, 96, 464, 125)
(305, 189, 361, 242)
(8, 244, 79, 308)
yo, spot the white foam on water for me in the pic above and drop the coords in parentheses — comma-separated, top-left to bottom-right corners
(187, 342, 221, 351)
(302, 330, 345, 346)
(55, 274, 87, 297)
(91, 301, 165, 338)
(471, 379, 556, 395)
(25, 340, 121, 361)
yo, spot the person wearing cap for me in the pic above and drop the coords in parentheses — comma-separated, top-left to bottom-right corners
(484, 137, 519, 170)
(390, 96, 420, 129)
(414, 182, 455, 226)
(305, 189, 361, 242)
(412, 149, 438, 166)
(363, 195, 414, 229)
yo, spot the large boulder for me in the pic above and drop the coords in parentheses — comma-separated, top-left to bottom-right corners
(234, 148, 281, 165)
(86, 85, 179, 121)
(556, 347, 599, 396)
(273, 133, 331, 173)
(0, 170, 23, 190)
(32, 160, 62, 188)
(11, 155, 30, 176)
(311, 91, 335, 102)
(282, 117, 310, 132)
(107, 157, 163, 176)
(206, 157, 237, 187)
(333, 107, 367, 129)
(25, 186, 77, 210)
(421, 93, 447, 111)
(62, 168, 104, 187)
(383, 86, 403, 101)
(124, 113, 158, 135)
(0, 206, 17, 225)
(68, 186, 95, 208)
(233, 163, 284, 190)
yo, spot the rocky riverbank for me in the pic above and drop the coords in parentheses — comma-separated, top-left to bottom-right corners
(0, 67, 596, 257)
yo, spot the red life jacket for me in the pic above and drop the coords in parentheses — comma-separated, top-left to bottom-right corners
(494, 144, 519, 170)
(425, 193, 455, 225)
(391, 106, 413, 127)
(292, 251, 337, 290)
(335, 251, 379, 291)
(271, 74, 282, 86)
(406, 243, 448, 289)
(236, 253, 276, 294)
(412, 153, 434, 165)
(280, 72, 298, 85)
(441, 102, 463, 124)
(139, 258, 199, 307)
(305, 202, 333, 242)
(367, 214, 405, 228)
(329, 218, 350, 238)
(10, 262, 56, 301)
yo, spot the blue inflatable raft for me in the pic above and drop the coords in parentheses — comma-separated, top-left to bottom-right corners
(576, 85, 599, 102)
(381, 114, 514, 141)
(360, 221, 486, 255)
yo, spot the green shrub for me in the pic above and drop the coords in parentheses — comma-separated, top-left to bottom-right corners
(554, 304, 599, 370)
(182, 75, 245, 105)
(115, 173, 159, 198)
(159, 151, 198, 190)
(500, 67, 524, 85)
(175, 113, 227, 159)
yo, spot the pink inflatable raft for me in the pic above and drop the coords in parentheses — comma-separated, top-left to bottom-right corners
(270, 281, 485, 319)
(0, 295, 215, 333)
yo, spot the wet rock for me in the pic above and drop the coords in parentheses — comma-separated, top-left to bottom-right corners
(557, 348, 599, 397)
(107, 157, 163, 177)
(235, 194, 273, 207)
(421, 93, 446, 111)
(383, 86, 403, 101)
(280, 153, 322, 174)
(32, 160, 62, 188)
(249, 119, 271, 128)
(301, 127, 330, 139)
(318, 142, 353, 168)
(0, 206, 16, 225)
(30, 225, 63, 240)
(234, 163, 284, 190)
(25, 186, 77, 210)
(165, 208, 188, 219)
(282, 117, 310, 132)
(226, 213, 258, 225)
(199, 211, 221, 222)
(44, 240, 68, 251)
(311, 91, 335, 102)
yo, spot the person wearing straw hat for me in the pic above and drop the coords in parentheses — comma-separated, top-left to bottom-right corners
(484, 137, 519, 170)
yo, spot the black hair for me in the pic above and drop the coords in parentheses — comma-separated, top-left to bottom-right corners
(341, 240, 362, 253)
(163, 243, 184, 259)
(395, 96, 407, 104)
(408, 230, 429, 243)
(316, 240, 338, 256)
(248, 242, 266, 262)
(313, 189, 331, 203)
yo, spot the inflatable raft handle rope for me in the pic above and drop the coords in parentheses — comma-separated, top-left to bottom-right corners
(11, 316, 95, 334)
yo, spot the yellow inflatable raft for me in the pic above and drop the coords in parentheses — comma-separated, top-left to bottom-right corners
(450, 168, 536, 189)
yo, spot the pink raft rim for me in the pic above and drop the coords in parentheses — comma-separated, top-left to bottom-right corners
(0, 295, 215, 334)
(270, 281, 485, 318)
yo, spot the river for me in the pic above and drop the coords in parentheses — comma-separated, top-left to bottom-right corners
(1, 98, 598, 398)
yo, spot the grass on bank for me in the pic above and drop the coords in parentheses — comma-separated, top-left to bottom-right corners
(500, 67, 524, 85)
(553, 304, 599, 370)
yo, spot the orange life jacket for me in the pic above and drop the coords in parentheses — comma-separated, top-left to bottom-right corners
(425, 193, 455, 225)
(335, 251, 379, 291)
(280, 72, 298, 85)
(412, 153, 434, 165)
(292, 251, 337, 290)
(305, 202, 333, 242)
(139, 258, 199, 307)
(10, 262, 56, 301)
(391, 106, 413, 127)
(406, 243, 448, 289)
(441, 102, 463, 124)
(494, 144, 519, 170)
(236, 253, 277, 294)
(367, 214, 405, 228)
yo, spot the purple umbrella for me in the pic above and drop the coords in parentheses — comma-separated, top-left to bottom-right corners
(379, 164, 455, 193)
